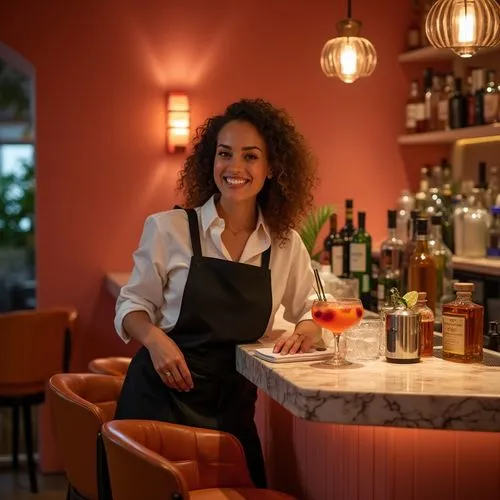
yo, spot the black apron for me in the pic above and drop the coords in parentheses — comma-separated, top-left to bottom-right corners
(115, 208, 272, 488)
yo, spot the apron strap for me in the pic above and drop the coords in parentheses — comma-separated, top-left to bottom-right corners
(185, 209, 202, 258)
(261, 247, 271, 269)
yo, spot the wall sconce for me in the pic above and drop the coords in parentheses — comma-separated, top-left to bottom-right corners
(166, 92, 190, 153)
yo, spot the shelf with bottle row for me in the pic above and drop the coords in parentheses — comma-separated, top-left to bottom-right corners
(372, 248, 500, 277)
(398, 123, 500, 145)
(399, 46, 500, 64)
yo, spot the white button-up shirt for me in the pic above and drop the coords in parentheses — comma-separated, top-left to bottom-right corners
(114, 195, 315, 343)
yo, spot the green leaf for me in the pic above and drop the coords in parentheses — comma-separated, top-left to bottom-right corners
(298, 204, 335, 260)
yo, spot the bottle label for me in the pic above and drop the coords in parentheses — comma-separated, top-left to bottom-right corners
(332, 246, 343, 277)
(350, 243, 366, 272)
(415, 102, 425, 121)
(484, 94, 499, 123)
(406, 103, 417, 128)
(438, 99, 448, 122)
(442, 313, 466, 355)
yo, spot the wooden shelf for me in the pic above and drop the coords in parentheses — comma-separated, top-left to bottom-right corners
(399, 45, 500, 63)
(398, 124, 500, 145)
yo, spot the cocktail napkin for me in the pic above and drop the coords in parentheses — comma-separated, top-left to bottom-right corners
(254, 347, 334, 363)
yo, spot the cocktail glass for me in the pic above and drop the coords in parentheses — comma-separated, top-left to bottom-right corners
(312, 298, 364, 368)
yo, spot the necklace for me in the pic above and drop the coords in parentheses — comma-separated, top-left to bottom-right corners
(226, 225, 254, 237)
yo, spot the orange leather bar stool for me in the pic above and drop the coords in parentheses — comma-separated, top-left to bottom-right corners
(102, 420, 297, 500)
(49, 373, 123, 500)
(0, 308, 76, 494)
(87, 357, 131, 377)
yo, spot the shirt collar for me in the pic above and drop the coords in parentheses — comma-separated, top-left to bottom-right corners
(200, 195, 271, 241)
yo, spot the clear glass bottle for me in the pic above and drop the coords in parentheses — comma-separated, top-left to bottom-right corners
(463, 188, 490, 258)
(428, 215, 453, 322)
(415, 166, 430, 215)
(405, 81, 420, 134)
(396, 189, 415, 243)
(442, 282, 484, 363)
(378, 210, 404, 312)
(453, 194, 470, 257)
(484, 70, 499, 124)
(487, 206, 500, 258)
(413, 291, 435, 357)
(408, 218, 437, 313)
(401, 210, 419, 294)
(425, 165, 444, 217)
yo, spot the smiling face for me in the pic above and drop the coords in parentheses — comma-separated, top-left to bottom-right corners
(213, 120, 270, 205)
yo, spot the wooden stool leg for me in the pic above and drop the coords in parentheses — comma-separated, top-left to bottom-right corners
(22, 404, 38, 493)
(12, 405, 20, 470)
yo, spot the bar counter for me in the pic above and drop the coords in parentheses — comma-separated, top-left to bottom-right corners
(105, 272, 500, 500)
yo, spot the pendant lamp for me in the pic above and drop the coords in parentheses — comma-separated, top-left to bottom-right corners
(320, 0, 377, 84)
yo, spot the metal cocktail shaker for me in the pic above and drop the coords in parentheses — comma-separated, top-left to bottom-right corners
(385, 305, 421, 363)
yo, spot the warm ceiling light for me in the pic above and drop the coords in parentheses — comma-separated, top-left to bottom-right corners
(425, 0, 500, 58)
(320, 0, 377, 84)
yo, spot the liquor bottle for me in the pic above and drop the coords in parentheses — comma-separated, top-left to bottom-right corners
(442, 282, 484, 363)
(324, 213, 344, 277)
(463, 187, 489, 258)
(430, 74, 441, 131)
(408, 218, 437, 313)
(486, 165, 499, 208)
(484, 321, 499, 352)
(453, 193, 470, 256)
(428, 215, 453, 322)
(407, 0, 421, 50)
(415, 166, 430, 215)
(473, 68, 486, 126)
(377, 210, 404, 311)
(484, 70, 499, 124)
(396, 189, 416, 243)
(450, 77, 466, 129)
(423, 68, 434, 132)
(441, 183, 455, 252)
(350, 212, 372, 308)
(438, 74, 454, 130)
(487, 206, 500, 258)
(412, 291, 435, 357)
(466, 74, 475, 127)
(425, 164, 444, 217)
(405, 81, 420, 134)
(401, 210, 419, 294)
(339, 199, 355, 278)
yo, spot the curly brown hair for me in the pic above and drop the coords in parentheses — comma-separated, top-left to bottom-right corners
(176, 98, 318, 243)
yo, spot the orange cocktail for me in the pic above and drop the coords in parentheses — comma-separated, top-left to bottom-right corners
(312, 302, 363, 333)
(312, 298, 363, 367)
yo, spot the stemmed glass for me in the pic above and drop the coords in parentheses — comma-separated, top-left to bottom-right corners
(312, 298, 364, 368)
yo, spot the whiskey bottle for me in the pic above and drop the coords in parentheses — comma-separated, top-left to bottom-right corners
(408, 217, 437, 313)
(413, 291, 435, 357)
(438, 74, 454, 131)
(473, 68, 486, 126)
(350, 211, 372, 308)
(401, 210, 419, 294)
(442, 282, 484, 363)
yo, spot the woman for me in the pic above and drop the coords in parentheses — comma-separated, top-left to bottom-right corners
(114, 98, 320, 488)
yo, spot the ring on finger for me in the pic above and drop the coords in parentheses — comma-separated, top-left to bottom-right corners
(163, 370, 173, 377)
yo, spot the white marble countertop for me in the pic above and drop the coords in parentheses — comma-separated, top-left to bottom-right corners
(236, 335, 500, 431)
(106, 271, 500, 431)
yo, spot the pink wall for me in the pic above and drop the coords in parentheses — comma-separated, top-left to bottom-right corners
(1, 0, 433, 471)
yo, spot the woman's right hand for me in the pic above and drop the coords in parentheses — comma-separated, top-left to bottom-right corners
(146, 331, 194, 392)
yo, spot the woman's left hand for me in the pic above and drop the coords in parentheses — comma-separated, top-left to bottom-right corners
(273, 330, 315, 355)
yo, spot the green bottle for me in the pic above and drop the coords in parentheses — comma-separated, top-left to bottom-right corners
(350, 211, 372, 309)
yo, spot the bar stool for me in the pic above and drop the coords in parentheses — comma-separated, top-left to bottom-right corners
(0, 308, 76, 493)
(88, 357, 131, 377)
(49, 373, 123, 500)
(102, 420, 297, 500)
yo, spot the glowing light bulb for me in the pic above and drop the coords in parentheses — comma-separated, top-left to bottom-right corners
(457, 4, 476, 44)
(339, 42, 358, 82)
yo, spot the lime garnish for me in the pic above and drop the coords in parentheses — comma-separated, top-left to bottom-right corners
(402, 291, 419, 308)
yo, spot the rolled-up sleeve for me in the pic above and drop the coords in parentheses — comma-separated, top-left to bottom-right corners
(281, 231, 315, 325)
(114, 215, 168, 343)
